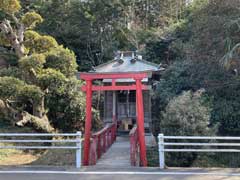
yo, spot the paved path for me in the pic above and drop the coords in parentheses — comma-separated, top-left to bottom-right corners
(95, 136, 131, 168)
(0, 168, 240, 180)
(0, 174, 239, 180)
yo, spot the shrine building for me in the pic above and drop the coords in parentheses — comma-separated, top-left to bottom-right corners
(91, 51, 162, 131)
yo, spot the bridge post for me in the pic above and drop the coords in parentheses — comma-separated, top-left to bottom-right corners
(158, 134, 165, 169)
(83, 79, 93, 165)
(135, 78, 147, 167)
(76, 131, 82, 168)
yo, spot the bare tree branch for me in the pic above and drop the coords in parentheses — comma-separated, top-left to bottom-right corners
(0, 19, 25, 58)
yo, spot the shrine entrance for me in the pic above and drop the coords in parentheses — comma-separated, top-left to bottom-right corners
(80, 72, 149, 167)
(117, 90, 136, 131)
(79, 51, 163, 167)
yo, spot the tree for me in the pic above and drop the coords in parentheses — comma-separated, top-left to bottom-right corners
(35, 0, 189, 71)
(0, 2, 43, 58)
(44, 47, 77, 77)
(36, 0, 128, 71)
(151, 0, 240, 137)
(160, 90, 216, 167)
(161, 90, 214, 136)
(0, 76, 54, 132)
(0, 0, 51, 131)
(0, 0, 99, 132)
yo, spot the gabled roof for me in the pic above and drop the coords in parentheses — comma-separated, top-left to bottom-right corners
(88, 51, 164, 83)
(93, 52, 161, 73)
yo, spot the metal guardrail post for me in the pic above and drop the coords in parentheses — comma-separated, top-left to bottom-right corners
(76, 131, 82, 168)
(158, 134, 165, 169)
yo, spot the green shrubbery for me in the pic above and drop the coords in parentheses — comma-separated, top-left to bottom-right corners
(160, 90, 217, 167)
(161, 90, 215, 136)
(0, 0, 100, 133)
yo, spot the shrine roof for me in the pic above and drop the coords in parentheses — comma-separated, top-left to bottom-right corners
(92, 51, 163, 73)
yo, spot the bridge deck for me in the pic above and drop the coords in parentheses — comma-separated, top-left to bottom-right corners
(95, 136, 131, 168)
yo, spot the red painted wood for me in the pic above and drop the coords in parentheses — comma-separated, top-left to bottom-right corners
(81, 85, 149, 91)
(83, 80, 93, 166)
(103, 131, 106, 152)
(114, 124, 117, 141)
(112, 79, 116, 86)
(111, 124, 116, 142)
(80, 72, 149, 80)
(89, 123, 116, 165)
(130, 126, 139, 166)
(89, 138, 97, 165)
(92, 134, 102, 159)
(81, 71, 149, 166)
(135, 79, 148, 167)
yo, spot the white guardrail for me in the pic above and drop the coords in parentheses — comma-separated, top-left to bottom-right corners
(0, 132, 82, 168)
(158, 134, 240, 169)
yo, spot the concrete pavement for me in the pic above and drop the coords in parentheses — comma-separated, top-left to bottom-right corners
(95, 136, 131, 168)
(1, 173, 239, 180)
(0, 167, 240, 180)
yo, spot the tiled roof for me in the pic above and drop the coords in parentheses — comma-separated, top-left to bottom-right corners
(76, 52, 164, 83)
(93, 53, 161, 73)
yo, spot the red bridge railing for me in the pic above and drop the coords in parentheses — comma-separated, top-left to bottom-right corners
(129, 125, 140, 166)
(88, 123, 117, 165)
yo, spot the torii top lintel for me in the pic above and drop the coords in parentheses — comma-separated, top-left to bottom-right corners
(80, 72, 152, 80)
(79, 72, 151, 91)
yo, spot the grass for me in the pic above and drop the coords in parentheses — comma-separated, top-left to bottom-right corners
(0, 119, 38, 165)
(0, 143, 20, 161)
(32, 148, 75, 166)
(0, 119, 76, 166)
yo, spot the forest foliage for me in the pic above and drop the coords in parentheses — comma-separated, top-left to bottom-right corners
(0, 0, 100, 133)
(152, 0, 240, 137)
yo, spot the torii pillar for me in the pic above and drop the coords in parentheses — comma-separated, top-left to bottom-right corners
(83, 79, 93, 165)
(135, 78, 147, 166)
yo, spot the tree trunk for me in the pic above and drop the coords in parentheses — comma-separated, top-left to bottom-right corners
(33, 97, 45, 118)
(0, 99, 54, 133)
(16, 112, 54, 133)
(12, 37, 25, 58)
(0, 99, 19, 122)
(0, 19, 25, 58)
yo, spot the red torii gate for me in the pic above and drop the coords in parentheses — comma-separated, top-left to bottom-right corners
(80, 72, 148, 167)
